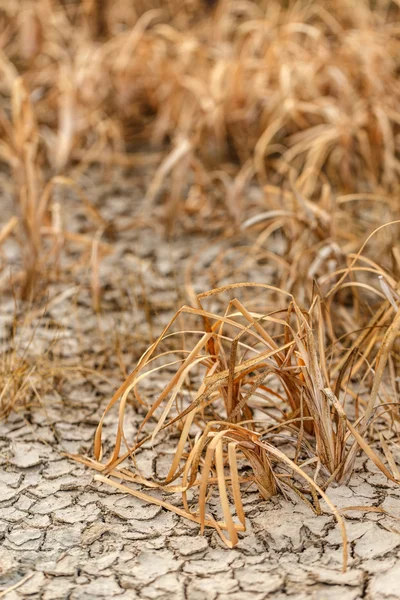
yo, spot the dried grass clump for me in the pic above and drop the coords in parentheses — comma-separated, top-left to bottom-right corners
(75, 243, 400, 568)
(0, 77, 116, 302)
(0, 299, 131, 418)
(186, 177, 400, 307)
(0, 310, 65, 419)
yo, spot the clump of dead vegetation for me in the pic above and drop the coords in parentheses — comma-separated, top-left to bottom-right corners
(74, 216, 400, 569)
(0, 0, 399, 568)
(0, 306, 64, 419)
(75, 246, 400, 568)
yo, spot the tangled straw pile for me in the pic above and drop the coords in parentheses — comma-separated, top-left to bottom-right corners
(1, 0, 400, 568)
(73, 218, 400, 570)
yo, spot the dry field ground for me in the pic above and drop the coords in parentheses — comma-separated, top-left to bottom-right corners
(1, 1, 400, 599)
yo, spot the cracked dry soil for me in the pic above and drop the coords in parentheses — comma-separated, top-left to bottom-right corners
(1, 175, 400, 600)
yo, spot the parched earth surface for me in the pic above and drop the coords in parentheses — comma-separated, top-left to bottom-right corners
(1, 171, 400, 599)
(1, 403, 400, 600)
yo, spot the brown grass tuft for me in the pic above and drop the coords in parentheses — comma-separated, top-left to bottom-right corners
(73, 239, 400, 567)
